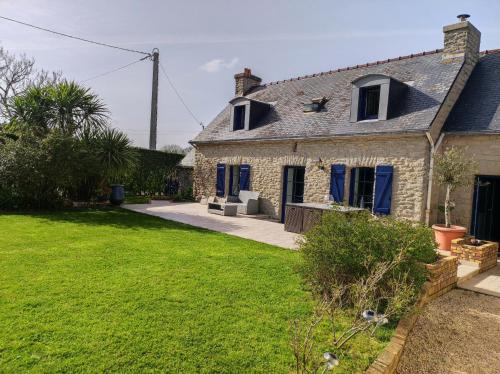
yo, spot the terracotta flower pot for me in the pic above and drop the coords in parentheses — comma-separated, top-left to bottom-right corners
(432, 224, 467, 251)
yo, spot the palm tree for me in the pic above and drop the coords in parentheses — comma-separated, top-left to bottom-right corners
(9, 81, 108, 137)
(95, 128, 137, 184)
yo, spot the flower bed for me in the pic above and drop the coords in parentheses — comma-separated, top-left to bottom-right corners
(451, 236, 498, 273)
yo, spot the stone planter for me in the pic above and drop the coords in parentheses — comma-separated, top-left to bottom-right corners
(431, 224, 467, 251)
(424, 255, 458, 301)
(451, 236, 498, 273)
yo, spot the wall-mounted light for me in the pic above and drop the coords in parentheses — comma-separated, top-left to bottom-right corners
(315, 157, 325, 171)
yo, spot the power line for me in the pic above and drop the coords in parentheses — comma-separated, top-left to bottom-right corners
(0, 15, 150, 56)
(82, 55, 149, 82)
(159, 62, 203, 128)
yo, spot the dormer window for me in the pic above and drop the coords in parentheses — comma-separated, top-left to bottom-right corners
(350, 74, 407, 123)
(229, 97, 271, 132)
(359, 85, 381, 120)
(233, 105, 246, 130)
(303, 97, 328, 113)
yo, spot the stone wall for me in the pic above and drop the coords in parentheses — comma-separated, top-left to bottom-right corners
(451, 237, 498, 272)
(432, 134, 500, 229)
(194, 134, 430, 221)
(423, 256, 458, 301)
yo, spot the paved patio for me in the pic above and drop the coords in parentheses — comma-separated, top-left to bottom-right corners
(123, 201, 301, 249)
(459, 264, 500, 297)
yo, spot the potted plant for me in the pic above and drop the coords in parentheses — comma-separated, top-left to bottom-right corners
(95, 128, 137, 206)
(432, 146, 477, 250)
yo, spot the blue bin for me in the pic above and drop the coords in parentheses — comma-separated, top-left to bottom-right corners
(110, 185, 125, 205)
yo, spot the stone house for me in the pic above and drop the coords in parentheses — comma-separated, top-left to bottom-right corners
(191, 16, 500, 242)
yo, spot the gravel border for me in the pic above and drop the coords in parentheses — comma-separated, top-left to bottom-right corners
(397, 289, 500, 373)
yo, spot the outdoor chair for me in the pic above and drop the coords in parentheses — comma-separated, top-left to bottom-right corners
(226, 190, 260, 215)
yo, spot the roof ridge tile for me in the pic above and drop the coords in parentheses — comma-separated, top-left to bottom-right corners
(263, 48, 445, 86)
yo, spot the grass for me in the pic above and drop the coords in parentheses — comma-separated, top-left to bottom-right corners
(123, 195, 151, 204)
(0, 208, 393, 373)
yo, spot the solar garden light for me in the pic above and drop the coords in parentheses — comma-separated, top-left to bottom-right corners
(363, 309, 389, 336)
(321, 352, 339, 373)
(362, 310, 388, 325)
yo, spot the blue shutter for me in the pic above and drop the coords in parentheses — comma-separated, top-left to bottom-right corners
(330, 164, 346, 203)
(373, 165, 393, 215)
(239, 164, 250, 191)
(216, 164, 225, 197)
(348, 169, 356, 206)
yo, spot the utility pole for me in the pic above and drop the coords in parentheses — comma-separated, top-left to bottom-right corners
(149, 48, 159, 150)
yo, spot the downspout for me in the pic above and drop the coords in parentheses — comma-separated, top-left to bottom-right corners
(425, 132, 445, 226)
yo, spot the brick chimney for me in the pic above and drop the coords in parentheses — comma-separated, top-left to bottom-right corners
(234, 68, 262, 96)
(442, 14, 481, 64)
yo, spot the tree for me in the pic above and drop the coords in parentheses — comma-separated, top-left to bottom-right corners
(160, 144, 191, 155)
(434, 146, 477, 228)
(1, 81, 137, 208)
(94, 128, 138, 183)
(0, 46, 61, 121)
(8, 81, 108, 138)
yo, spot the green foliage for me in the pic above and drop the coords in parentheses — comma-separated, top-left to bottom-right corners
(0, 132, 79, 209)
(125, 148, 183, 196)
(92, 128, 138, 183)
(434, 146, 477, 191)
(434, 146, 477, 227)
(123, 195, 151, 204)
(171, 186, 195, 202)
(9, 80, 108, 137)
(0, 82, 136, 209)
(299, 210, 437, 313)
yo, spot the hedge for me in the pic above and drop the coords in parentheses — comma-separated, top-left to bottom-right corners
(125, 147, 183, 196)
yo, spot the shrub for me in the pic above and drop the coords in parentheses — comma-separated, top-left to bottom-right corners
(299, 210, 437, 309)
(124, 148, 183, 196)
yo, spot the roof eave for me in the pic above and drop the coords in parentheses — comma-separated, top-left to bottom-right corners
(191, 129, 428, 145)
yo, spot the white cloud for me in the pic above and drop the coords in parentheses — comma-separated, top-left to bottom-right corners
(200, 57, 239, 73)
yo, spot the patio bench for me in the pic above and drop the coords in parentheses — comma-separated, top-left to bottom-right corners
(206, 197, 238, 216)
(226, 190, 260, 215)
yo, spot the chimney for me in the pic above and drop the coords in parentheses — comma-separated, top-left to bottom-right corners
(234, 68, 262, 96)
(442, 14, 481, 64)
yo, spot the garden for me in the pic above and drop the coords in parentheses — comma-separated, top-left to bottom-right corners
(0, 47, 441, 373)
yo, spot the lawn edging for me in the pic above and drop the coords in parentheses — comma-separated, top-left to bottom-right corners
(366, 256, 458, 374)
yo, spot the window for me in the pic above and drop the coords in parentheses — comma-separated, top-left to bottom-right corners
(286, 167, 305, 203)
(359, 85, 380, 120)
(233, 105, 246, 130)
(349, 167, 375, 210)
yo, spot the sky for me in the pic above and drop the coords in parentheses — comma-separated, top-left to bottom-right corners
(0, 0, 499, 149)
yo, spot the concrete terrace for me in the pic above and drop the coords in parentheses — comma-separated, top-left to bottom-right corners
(123, 200, 301, 249)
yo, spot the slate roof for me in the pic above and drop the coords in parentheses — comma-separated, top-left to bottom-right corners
(192, 50, 464, 144)
(444, 50, 500, 133)
(178, 148, 195, 168)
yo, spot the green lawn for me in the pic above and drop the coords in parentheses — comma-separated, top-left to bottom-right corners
(0, 209, 391, 373)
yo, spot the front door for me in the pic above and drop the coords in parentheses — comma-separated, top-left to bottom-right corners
(471, 175, 500, 243)
(281, 166, 305, 223)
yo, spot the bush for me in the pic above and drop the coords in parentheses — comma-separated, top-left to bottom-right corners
(299, 210, 438, 307)
(171, 187, 194, 202)
(124, 195, 151, 204)
(124, 148, 183, 196)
